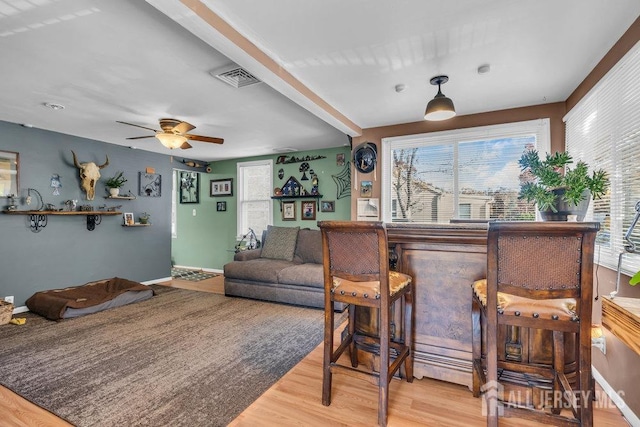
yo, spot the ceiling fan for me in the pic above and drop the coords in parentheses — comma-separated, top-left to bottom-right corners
(117, 118, 224, 149)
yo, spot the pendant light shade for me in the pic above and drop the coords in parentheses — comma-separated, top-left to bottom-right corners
(424, 75, 456, 121)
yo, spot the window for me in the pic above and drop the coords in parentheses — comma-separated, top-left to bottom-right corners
(565, 41, 640, 276)
(237, 160, 273, 239)
(171, 169, 177, 238)
(381, 119, 550, 223)
(458, 203, 471, 219)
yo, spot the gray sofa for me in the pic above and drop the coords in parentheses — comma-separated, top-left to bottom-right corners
(224, 226, 345, 311)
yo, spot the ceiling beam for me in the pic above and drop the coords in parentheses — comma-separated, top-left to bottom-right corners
(147, 0, 362, 137)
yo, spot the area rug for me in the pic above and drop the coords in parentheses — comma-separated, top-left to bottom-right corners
(0, 286, 341, 426)
(171, 267, 218, 281)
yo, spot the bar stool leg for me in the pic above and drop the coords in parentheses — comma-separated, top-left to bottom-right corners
(379, 305, 390, 426)
(403, 287, 414, 382)
(322, 301, 334, 406)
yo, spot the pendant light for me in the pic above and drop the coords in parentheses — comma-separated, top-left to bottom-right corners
(424, 75, 456, 121)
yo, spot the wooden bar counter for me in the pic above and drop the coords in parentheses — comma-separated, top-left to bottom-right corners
(385, 223, 489, 387)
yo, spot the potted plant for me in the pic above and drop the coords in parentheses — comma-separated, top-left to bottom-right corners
(518, 150, 609, 221)
(139, 212, 150, 224)
(104, 171, 127, 197)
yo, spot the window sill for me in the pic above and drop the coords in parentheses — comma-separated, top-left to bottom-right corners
(602, 296, 640, 356)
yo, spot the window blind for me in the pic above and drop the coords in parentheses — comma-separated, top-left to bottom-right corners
(237, 160, 272, 238)
(565, 41, 640, 275)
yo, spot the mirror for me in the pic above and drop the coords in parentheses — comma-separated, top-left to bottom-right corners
(0, 150, 19, 197)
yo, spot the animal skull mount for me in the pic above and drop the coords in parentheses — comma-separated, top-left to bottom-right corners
(71, 151, 109, 200)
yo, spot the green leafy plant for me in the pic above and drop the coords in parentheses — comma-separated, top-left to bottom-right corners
(630, 271, 640, 286)
(139, 212, 150, 224)
(104, 171, 127, 188)
(518, 150, 609, 212)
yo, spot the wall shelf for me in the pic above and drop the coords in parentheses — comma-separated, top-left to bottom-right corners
(105, 195, 136, 200)
(122, 223, 150, 227)
(271, 195, 322, 200)
(3, 210, 121, 232)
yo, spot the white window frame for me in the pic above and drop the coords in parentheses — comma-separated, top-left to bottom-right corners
(236, 159, 273, 238)
(171, 169, 177, 238)
(380, 119, 550, 223)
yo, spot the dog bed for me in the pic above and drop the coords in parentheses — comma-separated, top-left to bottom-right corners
(25, 277, 154, 321)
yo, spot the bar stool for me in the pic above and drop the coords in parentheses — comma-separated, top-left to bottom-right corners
(318, 221, 414, 427)
(471, 221, 599, 426)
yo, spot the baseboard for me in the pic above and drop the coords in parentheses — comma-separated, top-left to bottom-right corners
(173, 265, 224, 274)
(12, 306, 29, 314)
(143, 277, 172, 285)
(593, 366, 640, 426)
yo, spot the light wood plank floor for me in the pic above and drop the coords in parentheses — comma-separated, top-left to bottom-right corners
(0, 273, 629, 426)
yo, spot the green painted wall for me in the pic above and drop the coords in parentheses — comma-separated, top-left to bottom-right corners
(172, 146, 351, 270)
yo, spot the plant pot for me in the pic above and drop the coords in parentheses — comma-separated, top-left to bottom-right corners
(539, 189, 591, 221)
(109, 188, 120, 197)
(139, 218, 149, 224)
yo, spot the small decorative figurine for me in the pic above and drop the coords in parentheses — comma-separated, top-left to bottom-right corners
(50, 174, 62, 195)
(310, 173, 319, 195)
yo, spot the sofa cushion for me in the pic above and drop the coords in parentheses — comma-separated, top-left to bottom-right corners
(260, 225, 300, 261)
(278, 263, 325, 289)
(224, 258, 298, 283)
(294, 229, 323, 264)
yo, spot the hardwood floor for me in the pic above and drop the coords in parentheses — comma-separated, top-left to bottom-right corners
(230, 336, 627, 427)
(0, 273, 630, 426)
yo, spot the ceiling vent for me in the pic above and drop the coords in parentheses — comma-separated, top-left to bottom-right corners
(211, 66, 261, 88)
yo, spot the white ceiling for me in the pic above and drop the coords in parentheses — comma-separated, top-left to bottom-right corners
(0, 0, 638, 162)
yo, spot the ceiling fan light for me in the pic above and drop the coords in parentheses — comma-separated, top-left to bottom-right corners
(424, 93, 456, 121)
(156, 132, 187, 149)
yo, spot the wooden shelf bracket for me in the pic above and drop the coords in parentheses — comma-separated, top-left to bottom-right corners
(3, 210, 121, 232)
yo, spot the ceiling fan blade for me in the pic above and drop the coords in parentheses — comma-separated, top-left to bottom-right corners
(116, 121, 158, 132)
(126, 135, 156, 140)
(185, 134, 224, 144)
(172, 121, 196, 135)
(180, 141, 193, 149)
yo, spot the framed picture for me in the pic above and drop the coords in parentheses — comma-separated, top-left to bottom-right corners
(282, 201, 296, 221)
(360, 180, 373, 197)
(336, 153, 345, 166)
(216, 201, 227, 212)
(301, 200, 316, 220)
(0, 150, 19, 197)
(320, 200, 335, 212)
(179, 171, 200, 204)
(139, 172, 161, 197)
(210, 178, 233, 197)
(123, 212, 134, 226)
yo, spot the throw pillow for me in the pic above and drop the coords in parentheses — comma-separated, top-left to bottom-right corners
(260, 225, 300, 261)
(294, 229, 323, 264)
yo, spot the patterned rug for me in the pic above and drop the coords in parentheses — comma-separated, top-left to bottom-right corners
(0, 285, 341, 426)
(171, 267, 218, 281)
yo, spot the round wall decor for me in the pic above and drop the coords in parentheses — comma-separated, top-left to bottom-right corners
(353, 142, 377, 174)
